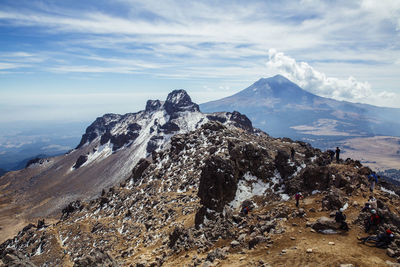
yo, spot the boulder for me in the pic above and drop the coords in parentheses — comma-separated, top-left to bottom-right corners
(322, 189, 345, 210)
(230, 240, 240, 248)
(311, 217, 340, 231)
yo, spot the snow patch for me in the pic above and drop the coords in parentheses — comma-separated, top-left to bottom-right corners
(81, 142, 113, 168)
(34, 242, 43, 256)
(381, 187, 397, 196)
(280, 194, 290, 201)
(311, 190, 321, 195)
(229, 172, 269, 209)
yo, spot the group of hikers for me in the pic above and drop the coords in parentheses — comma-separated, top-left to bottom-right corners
(327, 147, 341, 163)
(240, 145, 393, 250)
(293, 191, 393, 249)
(292, 167, 394, 249)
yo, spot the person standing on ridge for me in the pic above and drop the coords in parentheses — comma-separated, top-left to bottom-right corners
(327, 150, 335, 162)
(335, 147, 341, 163)
(368, 172, 378, 192)
(290, 147, 295, 161)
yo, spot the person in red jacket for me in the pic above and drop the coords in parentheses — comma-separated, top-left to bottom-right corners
(365, 209, 381, 233)
(295, 192, 303, 208)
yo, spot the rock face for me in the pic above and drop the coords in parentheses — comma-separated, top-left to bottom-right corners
(198, 155, 237, 212)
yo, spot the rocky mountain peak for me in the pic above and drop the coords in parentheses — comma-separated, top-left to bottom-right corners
(145, 99, 163, 113)
(166, 89, 192, 105)
(164, 89, 200, 114)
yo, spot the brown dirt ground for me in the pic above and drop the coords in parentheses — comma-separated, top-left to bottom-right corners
(164, 191, 397, 267)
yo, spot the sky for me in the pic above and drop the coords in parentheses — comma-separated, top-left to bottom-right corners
(0, 0, 400, 124)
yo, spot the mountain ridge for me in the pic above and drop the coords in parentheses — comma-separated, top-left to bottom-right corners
(0, 89, 255, 243)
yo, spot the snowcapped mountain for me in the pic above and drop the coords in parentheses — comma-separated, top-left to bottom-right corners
(201, 75, 400, 148)
(0, 90, 254, 241)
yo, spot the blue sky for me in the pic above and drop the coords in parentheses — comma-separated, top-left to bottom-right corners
(1, 0, 400, 123)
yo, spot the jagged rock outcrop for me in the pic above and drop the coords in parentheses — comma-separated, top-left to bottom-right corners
(198, 155, 237, 212)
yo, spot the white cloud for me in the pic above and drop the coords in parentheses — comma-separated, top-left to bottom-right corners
(266, 49, 400, 108)
(266, 49, 373, 100)
(0, 62, 28, 70)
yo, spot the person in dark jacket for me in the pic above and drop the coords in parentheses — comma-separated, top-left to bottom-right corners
(359, 229, 394, 248)
(335, 208, 349, 230)
(368, 172, 378, 192)
(290, 147, 295, 161)
(327, 150, 335, 162)
(361, 202, 371, 212)
(335, 147, 340, 163)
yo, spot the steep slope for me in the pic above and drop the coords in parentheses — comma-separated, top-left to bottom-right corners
(200, 75, 400, 147)
(0, 90, 253, 243)
(2, 121, 400, 266)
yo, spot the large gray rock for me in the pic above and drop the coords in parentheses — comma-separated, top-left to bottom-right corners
(311, 216, 340, 231)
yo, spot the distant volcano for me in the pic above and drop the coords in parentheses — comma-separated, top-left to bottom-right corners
(200, 75, 400, 147)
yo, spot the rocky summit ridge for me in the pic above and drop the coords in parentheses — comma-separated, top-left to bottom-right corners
(2, 115, 400, 266)
(0, 90, 253, 244)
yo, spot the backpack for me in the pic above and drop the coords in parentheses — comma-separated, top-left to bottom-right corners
(335, 211, 345, 222)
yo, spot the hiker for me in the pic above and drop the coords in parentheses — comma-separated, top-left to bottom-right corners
(365, 209, 381, 233)
(335, 208, 349, 231)
(361, 202, 371, 212)
(327, 150, 335, 162)
(295, 192, 303, 208)
(359, 229, 394, 248)
(335, 147, 340, 163)
(368, 196, 378, 210)
(368, 172, 378, 192)
(290, 147, 295, 161)
(241, 206, 250, 215)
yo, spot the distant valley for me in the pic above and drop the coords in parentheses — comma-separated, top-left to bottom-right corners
(0, 121, 88, 171)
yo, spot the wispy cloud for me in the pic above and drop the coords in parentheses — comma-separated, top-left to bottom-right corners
(0, 62, 28, 70)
